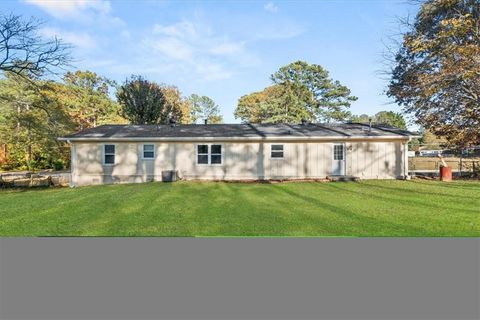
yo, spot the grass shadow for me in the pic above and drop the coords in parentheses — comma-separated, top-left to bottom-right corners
(273, 184, 428, 236)
(327, 183, 479, 215)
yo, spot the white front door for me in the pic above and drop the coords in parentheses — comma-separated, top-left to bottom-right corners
(332, 144, 346, 176)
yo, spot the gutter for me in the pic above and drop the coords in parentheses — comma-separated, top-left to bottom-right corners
(57, 135, 412, 143)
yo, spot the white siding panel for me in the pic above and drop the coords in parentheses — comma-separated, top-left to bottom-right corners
(71, 140, 407, 186)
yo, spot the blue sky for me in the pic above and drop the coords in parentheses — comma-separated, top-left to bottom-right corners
(4, 0, 418, 126)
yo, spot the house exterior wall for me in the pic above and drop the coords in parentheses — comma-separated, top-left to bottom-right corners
(70, 139, 408, 186)
(346, 141, 406, 179)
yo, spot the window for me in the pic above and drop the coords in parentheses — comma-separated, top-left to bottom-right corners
(271, 144, 284, 159)
(211, 144, 222, 164)
(197, 144, 223, 165)
(104, 144, 115, 165)
(334, 144, 344, 161)
(143, 144, 155, 159)
(197, 145, 209, 164)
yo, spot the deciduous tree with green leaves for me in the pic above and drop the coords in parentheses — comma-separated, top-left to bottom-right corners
(189, 94, 223, 124)
(387, 0, 480, 146)
(159, 84, 191, 124)
(350, 111, 407, 129)
(0, 72, 72, 170)
(54, 70, 124, 130)
(235, 85, 285, 123)
(117, 76, 191, 125)
(116, 75, 167, 125)
(235, 61, 357, 123)
(374, 111, 407, 129)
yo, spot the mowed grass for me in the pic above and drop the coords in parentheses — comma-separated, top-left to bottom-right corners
(0, 180, 479, 236)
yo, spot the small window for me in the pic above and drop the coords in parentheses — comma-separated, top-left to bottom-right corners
(197, 145, 209, 164)
(210, 144, 222, 164)
(334, 145, 344, 161)
(104, 144, 115, 164)
(271, 144, 284, 159)
(143, 144, 155, 159)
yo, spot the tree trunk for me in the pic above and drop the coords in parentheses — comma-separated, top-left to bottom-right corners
(26, 104, 32, 169)
(16, 105, 20, 145)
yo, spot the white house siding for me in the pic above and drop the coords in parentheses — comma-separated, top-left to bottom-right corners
(346, 141, 406, 179)
(70, 140, 407, 186)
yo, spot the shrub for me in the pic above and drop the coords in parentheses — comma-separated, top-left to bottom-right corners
(53, 160, 64, 171)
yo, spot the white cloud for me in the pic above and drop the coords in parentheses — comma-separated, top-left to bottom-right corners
(209, 41, 245, 55)
(68, 14, 303, 84)
(120, 30, 131, 39)
(149, 20, 246, 59)
(153, 21, 197, 38)
(145, 36, 194, 61)
(142, 20, 255, 81)
(264, 2, 278, 13)
(23, 0, 124, 26)
(194, 62, 233, 81)
(253, 23, 306, 40)
(23, 0, 109, 18)
(39, 27, 96, 49)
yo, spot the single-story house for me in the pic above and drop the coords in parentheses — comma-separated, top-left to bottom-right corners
(59, 123, 416, 186)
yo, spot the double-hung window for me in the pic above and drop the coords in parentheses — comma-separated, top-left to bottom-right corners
(197, 145, 209, 164)
(104, 144, 115, 165)
(210, 145, 222, 164)
(197, 144, 223, 165)
(270, 144, 284, 159)
(143, 144, 155, 159)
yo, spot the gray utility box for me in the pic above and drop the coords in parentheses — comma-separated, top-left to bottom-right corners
(161, 170, 178, 182)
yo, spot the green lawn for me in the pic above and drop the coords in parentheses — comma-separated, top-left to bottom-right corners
(0, 180, 479, 236)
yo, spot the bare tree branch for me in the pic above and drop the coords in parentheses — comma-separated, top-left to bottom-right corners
(0, 14, 72, 79)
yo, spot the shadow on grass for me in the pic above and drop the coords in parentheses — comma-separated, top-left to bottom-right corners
(195, 182, 293, 236)
(358, 181, 478, 202)
(0, 186, 121, 223)
(327, 183, 479, 215)
(1, 181, 478, 237)
(273, 184, 428, 236)
(411, 179, 480, 190)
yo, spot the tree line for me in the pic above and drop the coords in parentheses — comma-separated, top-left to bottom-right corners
(0, 62, 404, 171)
(1, 0, 479, 170)
(0, 69, 224, 170)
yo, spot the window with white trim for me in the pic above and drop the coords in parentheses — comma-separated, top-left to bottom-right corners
(197, 144, 223, 165)
(210, 144, 222, 164)
(197, 145, 209, 164)
(270, 144, 284, 159)
(334, 144, 344, 161)
(104, 144, 115, 164)
(143, 144, 155, 159)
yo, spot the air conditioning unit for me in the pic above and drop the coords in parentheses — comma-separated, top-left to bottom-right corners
(161, 170, 178, 182)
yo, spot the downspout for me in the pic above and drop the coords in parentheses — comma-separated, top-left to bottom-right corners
(404, 137, 411, 180)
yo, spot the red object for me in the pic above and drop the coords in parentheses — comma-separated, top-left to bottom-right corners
(440, 166, 452, 181)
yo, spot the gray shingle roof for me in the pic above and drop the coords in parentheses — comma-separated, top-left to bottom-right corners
(60, 123, 416, 140)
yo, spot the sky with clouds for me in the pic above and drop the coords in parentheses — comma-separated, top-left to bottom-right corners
(4, 0, 418, 125)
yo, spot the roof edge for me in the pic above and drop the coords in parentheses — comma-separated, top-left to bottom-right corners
(58, 135, 411, 142)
